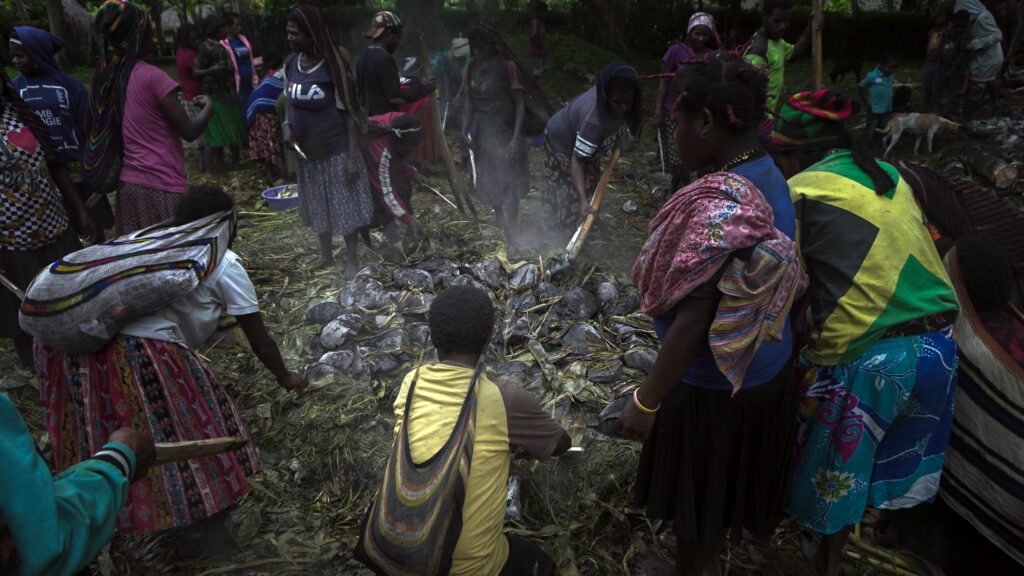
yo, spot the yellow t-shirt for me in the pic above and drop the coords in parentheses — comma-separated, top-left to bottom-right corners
(392, 362, 564, 575)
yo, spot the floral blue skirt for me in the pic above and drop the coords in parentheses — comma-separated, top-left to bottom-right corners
(786, 327, 958, 534)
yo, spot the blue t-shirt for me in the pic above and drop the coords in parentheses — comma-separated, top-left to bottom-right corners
(859, 67, 893, 114)
(652, 155, 795, 390)
(229, 38, 253, 86)
(12, 76, 87, 164)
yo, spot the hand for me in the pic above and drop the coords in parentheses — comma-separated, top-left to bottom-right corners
(344, 156, 360, 182)
(423, 78, 438, 93)
(615, 400, 657, 442)
(193, 95, 210, 109)
(415, 174, 430, 186)
(505, 138, 522, 162)
(461, 131, 473, 148)
(281, 123, 294, 145)
(78, 213, 97, 242)
(278, 372, 306, 392)
(407, 218, 422, 241)
(578, 200, 596, 223)
(652, 111, 664, 127)
(107, 427, 155, 483)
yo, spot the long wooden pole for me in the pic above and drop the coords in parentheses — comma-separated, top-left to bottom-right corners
(564, 148, 621, 263)
(153, 437, 250, 467)
(813, 0, 823, 90)
(416, 33, 477, 219)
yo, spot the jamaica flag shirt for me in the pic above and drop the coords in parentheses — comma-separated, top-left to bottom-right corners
(789, 151, 960, 366)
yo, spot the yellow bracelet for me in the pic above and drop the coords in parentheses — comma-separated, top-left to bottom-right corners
(633, 389, 660, 414)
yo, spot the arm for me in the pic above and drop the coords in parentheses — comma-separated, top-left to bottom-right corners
(48, 161, 95, 239)
(498, 381, 573, 459)
(160, 92, 214, 142)
(617, 295, 720, 441)
(507, 89, 526, 161)
(571, 154, 594, 219)
(461, 86, 475, 144)
(0, 396, 154, 576)
(653, 59, 673, 127)
(344, 111, 359, 178)
(791, 17, 817, 60)
(235, 312, 305, 391)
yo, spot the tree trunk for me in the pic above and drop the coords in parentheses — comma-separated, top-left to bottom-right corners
(595, 0, 620, 49)
(45, 0, 71, 67)
(851, 0, 860, 17)
(14, 0, 29, 24)
(395, 0, 448, 55)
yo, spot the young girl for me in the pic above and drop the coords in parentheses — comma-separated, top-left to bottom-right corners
(653, 12, 719, 191)
(282, 5, 373, 275)
(194, 14, 245, 173)
(619, 53, 805, 576)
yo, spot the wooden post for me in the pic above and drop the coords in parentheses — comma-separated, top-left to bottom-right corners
(416, 32, 477, 219)
(813, 0, 823, 90)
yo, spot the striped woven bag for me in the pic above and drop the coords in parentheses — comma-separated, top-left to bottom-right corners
(355, 361, 480, 576)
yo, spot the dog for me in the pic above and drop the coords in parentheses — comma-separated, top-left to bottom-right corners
(879, 113, 960, 157)
(829, 60, 862, 85)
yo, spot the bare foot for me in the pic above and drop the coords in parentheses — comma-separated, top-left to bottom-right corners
(312, 256, 334, 270)
(343, 260, 359, 279)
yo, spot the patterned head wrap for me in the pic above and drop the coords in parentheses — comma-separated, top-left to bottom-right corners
(289, 5, 364, 132)
(83, 0, 148, 190)
(688, 12, 715, 35)
(365, 11, 402, 40)
(770, 89, 860, 149)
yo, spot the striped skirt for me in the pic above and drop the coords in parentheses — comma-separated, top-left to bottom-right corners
(297, 149, 373, 236)
(36, 335, 261, 536)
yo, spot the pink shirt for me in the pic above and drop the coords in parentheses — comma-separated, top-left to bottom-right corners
(176, 46, 203, 100)
(121, 61, 188, 193)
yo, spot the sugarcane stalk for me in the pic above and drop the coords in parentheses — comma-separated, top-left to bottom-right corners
(152, 437, 250, 467)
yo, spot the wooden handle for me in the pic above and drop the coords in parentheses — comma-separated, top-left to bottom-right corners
(565, 147, 622, 262)
(152, 437, 250, 467)
(813, 0, 823, 90)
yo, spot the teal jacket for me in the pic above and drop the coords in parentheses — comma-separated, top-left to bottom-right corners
(859, 66, 894, 114)
(0, 393, 135, 576)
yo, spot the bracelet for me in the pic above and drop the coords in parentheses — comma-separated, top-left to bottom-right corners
(281, 120, 290, 126)
(633, 389, 660, 414)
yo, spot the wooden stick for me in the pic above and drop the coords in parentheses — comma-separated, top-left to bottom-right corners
(564, 148, 621, 263)
(153, 437, 250, 467)
(416, 32, 477, 219)
(656, 129, 665, 174)
(0, 270, 25, 301)
(813, 0, 823, 90)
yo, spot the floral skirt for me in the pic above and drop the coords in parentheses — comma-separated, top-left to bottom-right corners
(787, 327, 958, 534)
(249, 112, 284, 170)
(36, 335, 261, 535)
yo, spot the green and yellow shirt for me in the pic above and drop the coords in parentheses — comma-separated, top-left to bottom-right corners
(789, 152, 960, 366)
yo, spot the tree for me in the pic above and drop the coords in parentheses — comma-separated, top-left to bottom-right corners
(45, 0, 70, 67)
(394, 0, 449, 54)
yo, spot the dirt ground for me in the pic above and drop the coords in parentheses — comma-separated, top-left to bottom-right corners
(2, 39, 1022, 575)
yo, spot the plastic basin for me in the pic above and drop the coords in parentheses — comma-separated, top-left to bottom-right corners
(262, 184, 299, 211)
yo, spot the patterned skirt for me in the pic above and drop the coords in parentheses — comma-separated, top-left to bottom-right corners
(297, 149, 373, 236)
(36, 335, 261, 535)
(787, 327, 958, 535)
(204, 99, 246, 148)
(248, 113, 284, 170)
(540, 135, 600, 226)
(115, 181, 182, 236)
(658, 119, 683, 175)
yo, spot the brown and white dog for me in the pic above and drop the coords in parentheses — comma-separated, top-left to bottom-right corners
(879, 113, 960, 158)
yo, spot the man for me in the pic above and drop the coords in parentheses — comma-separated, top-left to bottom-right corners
(356, 11, 436, 117)
(954, 0, 1004, 120)
(1, 393, 155, 575)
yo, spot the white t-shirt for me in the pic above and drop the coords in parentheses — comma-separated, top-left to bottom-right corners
(120, 250, 259, 349)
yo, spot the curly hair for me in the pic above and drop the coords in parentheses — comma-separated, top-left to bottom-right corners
(671, 52, 767, 135)
(172, 185, 235, 226)
(957, 234, 1013, 315)
(429, 285, 495, 357)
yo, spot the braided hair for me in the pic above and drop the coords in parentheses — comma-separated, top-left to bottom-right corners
(465, 19, 553, 115)
(671, 52, 767, 135)
(0, 69, 58, 161)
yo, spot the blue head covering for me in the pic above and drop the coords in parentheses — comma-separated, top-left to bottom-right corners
(596, 61, 643, 138)
(11, 26, 64, 76)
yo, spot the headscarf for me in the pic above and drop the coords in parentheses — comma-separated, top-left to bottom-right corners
(596, 61, 643, 138)
(631, 171, 806, 391)
(289, 5, 364, 132)
(365, 11, 402, 40)
(11, 26, 64, 76)
(770, 89, 859, 149)
(685, 11, 723, 48)
(82, 0, 148, 190)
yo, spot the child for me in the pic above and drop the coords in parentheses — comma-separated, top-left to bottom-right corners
(743, 0, 815, 118)
(860, 55, 897, 141)
(361, 112, 425, 259)
(923, 9, 952, 111)
(373, 285, 571, 575)
(528, 2, 550, 77)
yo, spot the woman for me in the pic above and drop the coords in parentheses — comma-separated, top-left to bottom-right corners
(83, 0, 213, 235)
(0, 68, 93, 370)
(175, 24, 205, 153)
(618, 54, 805, 576)
(282, 5, 373, 275)
(653, 12, 719, 192)
(246, 51, 286, 182)
(542, 61, 642, 225)
(220, 12, 259, 115)
(768, 90, 960, 576)
(10, 26, 111, 243)
(195, 14, 245, 172)
(461, 20, 529, 243)
(36, 186, 305, 537)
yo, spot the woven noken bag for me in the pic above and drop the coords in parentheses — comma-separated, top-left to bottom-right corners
(18, 210, 235, 354)
(355, 362, 481, 576)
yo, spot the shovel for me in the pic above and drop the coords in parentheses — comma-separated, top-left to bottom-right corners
(549, 147, 621, 278)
